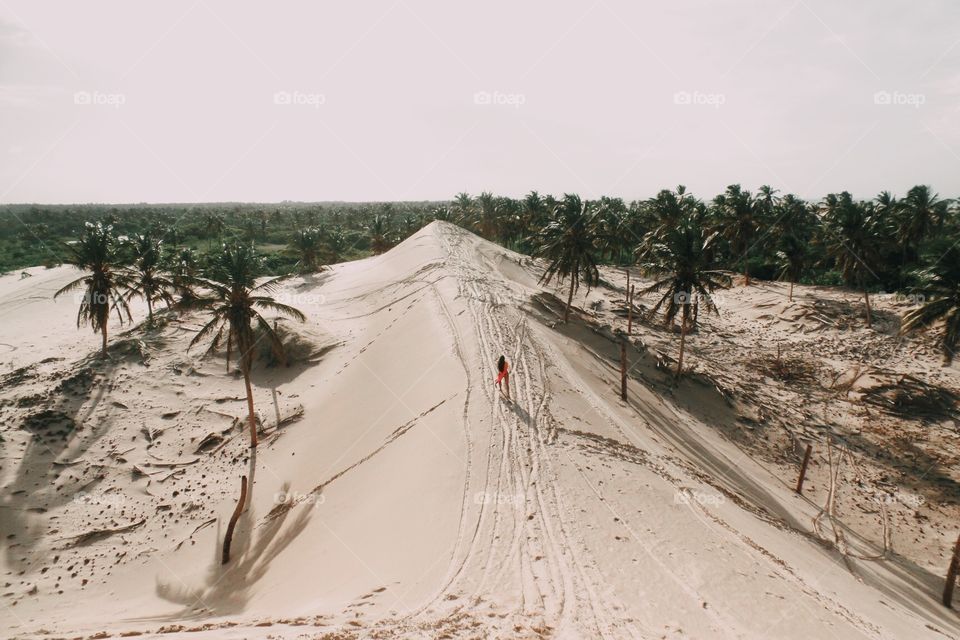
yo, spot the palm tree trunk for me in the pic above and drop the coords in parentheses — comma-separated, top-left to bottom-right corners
(147, 298, 154, 324)
(564, 278, 575, 323)
(676, 318, 687, 378)
(101, 322, 108, 357)
(226, 333, 232, 374)
(864, 288, 872, 328)
(243, 364, 258, 448)
(221, 475, 247, 565)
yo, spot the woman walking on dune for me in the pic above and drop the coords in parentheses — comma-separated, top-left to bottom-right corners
(495, 355, 510, 400)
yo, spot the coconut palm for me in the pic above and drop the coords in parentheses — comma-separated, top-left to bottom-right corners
(321, 225, 347, 263)
(900, 246, 960, 365)
(475, 191, 499, 240)
(289, 227, 324, 273)
(773, 194, 815, 301)
(711, 184, 759, 285)
(639, 208, 731, 377)
(369, 215, 393, 255)
(168, 247, 199, 304)
(204, 213, 225, 249)
(452, 192, 474, 226)
(123, 233, 177, 324)
(531, 194, 601, 323)
(897, 185, 950, 263)
(187, 244, 306, 448)
(641, 186, 697, 249)
(820, 192, 885, 327)
(54, 222, 134, 356)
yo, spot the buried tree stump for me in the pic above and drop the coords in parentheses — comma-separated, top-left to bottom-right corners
(222, 475, 248, 565)
(620, 336, 628, 401)
(795, 443, 813, 494)
(943, 532, 960, 607)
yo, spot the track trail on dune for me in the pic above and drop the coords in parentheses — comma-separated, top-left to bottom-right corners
(395, 224, 642, 638)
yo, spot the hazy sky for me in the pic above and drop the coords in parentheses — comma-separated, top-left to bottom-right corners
(1, 0, 959, 204)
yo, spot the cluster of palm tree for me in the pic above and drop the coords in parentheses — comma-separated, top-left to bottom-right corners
(487, 184, 959, 369)
(527, 189, 731, 375)
(56, 223, 305, 448)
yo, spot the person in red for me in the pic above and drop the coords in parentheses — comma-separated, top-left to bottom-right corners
(495, 355, 510, 400)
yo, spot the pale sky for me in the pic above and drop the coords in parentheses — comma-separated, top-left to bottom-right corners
(1, 0, 959, 204)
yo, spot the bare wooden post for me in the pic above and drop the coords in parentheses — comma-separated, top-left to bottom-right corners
(627, 285, 635, 335)
(795, 443, 813, 494)
(222, 475, 248, 565)
(625, 269, 630, 302)
(943, 532, 960, 607)
(271, 387, 282, 427)
(620, 337, 627, 401)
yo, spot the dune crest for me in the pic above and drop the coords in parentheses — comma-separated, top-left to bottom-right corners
(1, 221, 958, 639)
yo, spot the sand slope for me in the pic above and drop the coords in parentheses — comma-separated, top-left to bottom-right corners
(1, 221, 959, 639)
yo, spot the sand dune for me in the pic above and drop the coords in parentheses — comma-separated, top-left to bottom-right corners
(2, 221, 959, 639)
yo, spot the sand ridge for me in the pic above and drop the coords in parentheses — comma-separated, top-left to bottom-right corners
(1, 221, 958, 639)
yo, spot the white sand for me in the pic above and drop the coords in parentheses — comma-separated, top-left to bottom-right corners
(1, 221, 958, 639)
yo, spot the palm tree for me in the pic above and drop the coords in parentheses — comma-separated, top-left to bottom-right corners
(711, 184, 759, 286)
(475, 191, 499, 240)
(322, 226, 347, 263)
(123, 233, 177, 324)
(187, 244, 306, 448)
(204, 213, 225, 249)
(642, 186, 697, 248)
(369, 215, 393, 255)
(168, 247, 199, 304)
(897, 185, 950, 264)
(773, 194, 814, 301)
(820, 192, 885, 327)
(639, 211, 731, 377)
(289, 227, 324, 273)
(531, 194, 601, 323)
(54, 222, 133, 356)
(900, 246, 960, 365)
(452, 192, 474, 227)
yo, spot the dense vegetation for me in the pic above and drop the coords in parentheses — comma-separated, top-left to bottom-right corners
(3, 183, 959, 363)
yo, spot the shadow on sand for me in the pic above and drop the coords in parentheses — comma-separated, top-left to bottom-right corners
(150, 450, 313, 621)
